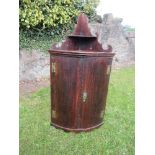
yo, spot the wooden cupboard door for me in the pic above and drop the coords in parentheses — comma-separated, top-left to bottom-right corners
(50, 55, 113, 130)
(50, 56, 79, 128)
(79, 57, 112, 128)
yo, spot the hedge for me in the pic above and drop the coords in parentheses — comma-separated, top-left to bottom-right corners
(19, 0, 99, 32)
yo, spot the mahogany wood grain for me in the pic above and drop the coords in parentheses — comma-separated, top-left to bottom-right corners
(49, 13, 115, 132)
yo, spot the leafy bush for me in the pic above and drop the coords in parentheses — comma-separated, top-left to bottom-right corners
(19, 0, 99, 34)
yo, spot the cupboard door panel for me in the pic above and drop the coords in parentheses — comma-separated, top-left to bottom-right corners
(80, 57, 112, 128)
(51, 56, 79, 128)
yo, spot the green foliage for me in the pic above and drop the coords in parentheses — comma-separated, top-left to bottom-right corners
(19, 0, 100, 50)
(19, 31, 53, 52)
(19, 0, 100, 31)
(20, 67, 135, 155)
(19, 25, 72, 52)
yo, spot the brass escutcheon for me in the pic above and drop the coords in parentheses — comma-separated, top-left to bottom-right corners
(82, 92, 87, 102)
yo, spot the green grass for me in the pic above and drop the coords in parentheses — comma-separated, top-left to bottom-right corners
(20, 66, 135, 155)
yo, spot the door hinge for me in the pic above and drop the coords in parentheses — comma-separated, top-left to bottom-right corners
(52, 110, 56, 118)
(52, 62, 56, 75)
(106, 65, 111, 75)
(100, 110, 104, 118)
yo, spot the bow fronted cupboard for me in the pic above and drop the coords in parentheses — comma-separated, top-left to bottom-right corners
(49, 13, 115, 132)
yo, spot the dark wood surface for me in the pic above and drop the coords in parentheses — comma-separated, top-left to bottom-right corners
(50, 55, 113, 132)
(49, 13, 115, 132)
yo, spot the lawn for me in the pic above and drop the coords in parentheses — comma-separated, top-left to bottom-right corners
(20, 66, 135, 155)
